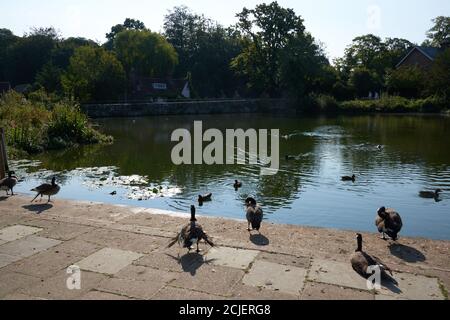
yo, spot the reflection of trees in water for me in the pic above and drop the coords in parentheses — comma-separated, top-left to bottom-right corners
(21, 114, 450, 210)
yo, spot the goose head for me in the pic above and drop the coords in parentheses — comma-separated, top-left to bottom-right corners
(245, 197, 257, 207)
(377, 206, 388, 218)
(51, 177, 57, 186)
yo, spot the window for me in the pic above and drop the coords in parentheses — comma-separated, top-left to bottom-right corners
(152, 83, 167, 90)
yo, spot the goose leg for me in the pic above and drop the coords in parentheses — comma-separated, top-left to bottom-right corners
(196, 241, 200, 253)
(247, 222, 251, 232)
(381, 232, 387, 240)
(31, 193, 40, 203)
(47, 195, 51, 203)
(11, 188, 14, 196)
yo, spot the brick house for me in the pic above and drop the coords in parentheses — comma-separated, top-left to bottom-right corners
(130, 75, 190, 99)
(396, 46, 444, 69)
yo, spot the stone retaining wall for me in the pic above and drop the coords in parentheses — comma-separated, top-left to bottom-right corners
(81, 99, 295, 118)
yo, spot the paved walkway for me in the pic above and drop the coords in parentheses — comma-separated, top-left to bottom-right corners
(0, 195, 449, 300)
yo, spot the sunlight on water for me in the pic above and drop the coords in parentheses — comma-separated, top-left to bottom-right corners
(9, 113, 450, 240)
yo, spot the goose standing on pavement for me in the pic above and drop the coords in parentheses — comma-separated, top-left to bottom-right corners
(167, 205, 214, 253)
(245, 197, 263, 233)
(0, 171, 18, 196)
(350, 233, 397, 284)
(375, 207, 403, 241)
(31, 177, 60, 203)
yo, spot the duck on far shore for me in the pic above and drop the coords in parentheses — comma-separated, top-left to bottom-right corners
(234, 180, 242, 189)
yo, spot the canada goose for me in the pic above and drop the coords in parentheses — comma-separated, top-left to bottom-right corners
(375, 207, 403, 241)
(419, 189, 442, 199)
(198, 193, 212, 204)
(31, 177, 60, 203)
(234, 180, 242, 189)
(0, 171, 18, 196)
(167, 205, 214, 253)
(351, 233, 396, 283)
(285, 155, 296, 161)
(342, 174, 356, 182)
(245, 197, 263, 233)
(377, 145, 383, 150)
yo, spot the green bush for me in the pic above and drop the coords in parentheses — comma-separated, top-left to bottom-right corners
(0, 90, 112, 155)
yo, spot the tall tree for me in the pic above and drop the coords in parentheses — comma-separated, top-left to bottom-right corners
(61, 46, 126, 102)
(4, 27, 58, 85)
(164, 6, 243, 97)
(105, 18, 147, 50)
(231, 1, 324, 97)
(113, 29, 178, 78)
(0, 29, 18, 81)
(425, 16, 450, 47)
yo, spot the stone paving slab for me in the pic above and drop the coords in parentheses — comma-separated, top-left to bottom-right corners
(206, 247, 259, 270)
(231, 284, 299, 300)
(300, 282, 374, 300)
(378, 272, 443, 300)
(171, 264, 245, 297)
(0, 272, 41, 298)
(2, 249, 84, 278)
(242, 260, 307, 296)
(17, 270, 108, 300)
(153, 286, 225, 300)
(0, 240, 6, 246)
(96, 278, 166, 300)
(76, 248, 143, 275)
(135, 251, 205, 274)
(0, 253, 21, 269)
(81, 290, 134, 300)
(22, 220, 95, 241)
(309, 259, 369, 291)
(0, 225, 43, 242)
(0, 235, 61, 258)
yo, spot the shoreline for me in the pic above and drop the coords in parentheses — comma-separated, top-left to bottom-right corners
(0, 195, 449, 300)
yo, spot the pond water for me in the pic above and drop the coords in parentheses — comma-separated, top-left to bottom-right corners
(8, 113, 450, 240)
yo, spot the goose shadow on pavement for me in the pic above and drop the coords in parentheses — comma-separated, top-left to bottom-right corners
(22, 203, 53, 215)
(389, 243, 426, 263)
(249, 233, 270, 246)
(166, 252, 217, 276)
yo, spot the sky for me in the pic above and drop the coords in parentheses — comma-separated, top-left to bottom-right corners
(1, 0, 449, 60)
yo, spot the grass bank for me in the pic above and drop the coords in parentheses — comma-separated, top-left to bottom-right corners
(0, 90, 112, 157)
(310, 94, 449, 114)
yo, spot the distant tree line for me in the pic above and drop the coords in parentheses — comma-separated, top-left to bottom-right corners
(0, 2, 448, 105)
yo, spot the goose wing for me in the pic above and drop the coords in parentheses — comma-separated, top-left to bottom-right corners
(32, 183, 52, 193)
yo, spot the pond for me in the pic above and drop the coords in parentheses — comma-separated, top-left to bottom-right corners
(9, 113, 450, 240)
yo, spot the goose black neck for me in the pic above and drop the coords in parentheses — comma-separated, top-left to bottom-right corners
(190, 206, 197, 222)
(356, 237, 362, 252)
